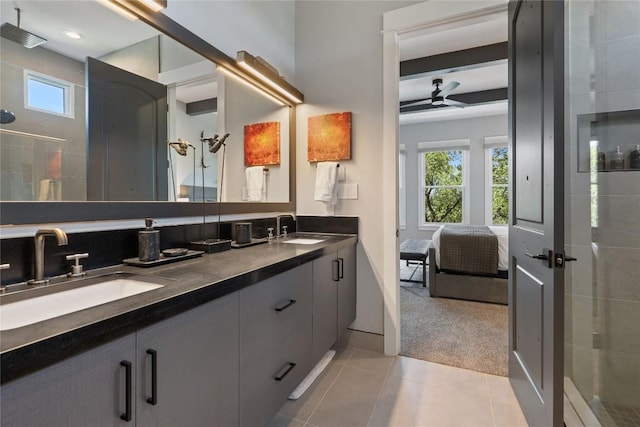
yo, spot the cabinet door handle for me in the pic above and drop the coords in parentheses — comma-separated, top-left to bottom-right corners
(275, 299, 297, 312)
(146, 349, 158, 405)
(338, 257, 344, 279)
(332, 259, 340, 282)
(274, 362, 296, 381)
(120, 360, 132, 422)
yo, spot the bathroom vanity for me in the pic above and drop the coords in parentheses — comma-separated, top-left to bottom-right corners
(0, 234, 357, 427)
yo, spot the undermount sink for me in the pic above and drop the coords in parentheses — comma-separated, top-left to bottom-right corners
(280, 238, 325, 245)
(0, 278, 164, 331)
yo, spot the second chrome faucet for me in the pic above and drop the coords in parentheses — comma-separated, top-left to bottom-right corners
(29, 228, 68, 285)
(275, 213, 296, 238)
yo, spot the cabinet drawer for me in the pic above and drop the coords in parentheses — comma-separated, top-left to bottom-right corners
(239, 264, 313, 427)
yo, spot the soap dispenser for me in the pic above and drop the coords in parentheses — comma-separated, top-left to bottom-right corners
(139, 218, 160, 261)
(631, 144, 640, 169)
(610, 146, 625, 170)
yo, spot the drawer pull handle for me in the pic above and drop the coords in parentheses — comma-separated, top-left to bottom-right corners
(275, 362, 296, 381)
(120, 360, 132, 422)
(275, 299, 297, 312)
(146, 349, 158, 405)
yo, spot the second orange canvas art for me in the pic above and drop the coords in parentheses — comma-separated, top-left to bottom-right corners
(307, 112, 352, 162)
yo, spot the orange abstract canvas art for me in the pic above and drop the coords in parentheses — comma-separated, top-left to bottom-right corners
(244, 121, 280, 166)
(307, 112, 352, 162)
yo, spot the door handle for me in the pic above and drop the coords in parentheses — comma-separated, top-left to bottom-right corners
(338, 257, 344, 279)
(332, 259, 340, 282)
(524, 249, 553, 268)
(120, 360, 132, 422)
(275, 299, 297, 312)
(146, 349, 158, 405)
(274, 362, 296, 381)
(525, 252, 548, 260)
(555, 253, 578, 268)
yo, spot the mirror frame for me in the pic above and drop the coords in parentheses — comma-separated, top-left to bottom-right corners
(1, 1, 297, 225)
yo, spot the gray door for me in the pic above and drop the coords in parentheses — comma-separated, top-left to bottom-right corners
(87, 57, 168, 201)
(508, 1, 565, 426)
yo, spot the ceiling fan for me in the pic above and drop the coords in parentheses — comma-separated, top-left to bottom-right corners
(403, 78, 466, 108)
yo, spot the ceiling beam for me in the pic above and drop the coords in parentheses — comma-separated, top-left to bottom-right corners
(400, 87, 507, 114)
(400, 42, 508, 80)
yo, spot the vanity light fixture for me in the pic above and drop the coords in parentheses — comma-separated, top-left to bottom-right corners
(217, 66, 286, 107)
(236, 51, 304, 105)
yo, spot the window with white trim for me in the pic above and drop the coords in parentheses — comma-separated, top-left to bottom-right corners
(24, 70, 74, 118)
(418, 139, 469, 228)
(484, 136, 509, 225)
(399, 145, 407, 229)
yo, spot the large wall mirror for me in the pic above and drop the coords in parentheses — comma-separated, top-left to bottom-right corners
(0, 0, 296, 225)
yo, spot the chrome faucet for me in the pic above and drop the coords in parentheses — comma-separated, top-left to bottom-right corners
(29, 228, 68, 285)
(276, 213, 296, 238)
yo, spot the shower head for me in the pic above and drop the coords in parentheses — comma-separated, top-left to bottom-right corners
(168, 138, 194, 156)
(209, 133, 230, 154)
(0, 8, 47, 49)
(1, 109, 16, 124)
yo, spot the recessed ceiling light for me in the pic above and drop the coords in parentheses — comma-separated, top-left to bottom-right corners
(64, 31, 82, 40)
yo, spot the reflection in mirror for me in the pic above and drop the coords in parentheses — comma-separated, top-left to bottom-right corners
(0, 0, 290, 203)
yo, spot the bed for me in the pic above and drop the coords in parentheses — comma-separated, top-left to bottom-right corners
(428, 224, 508, 305)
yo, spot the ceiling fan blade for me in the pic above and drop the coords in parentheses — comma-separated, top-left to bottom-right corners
(438, 81, 460, 98)
(402, 97, 433, 107)
(444, 99, 466, 108)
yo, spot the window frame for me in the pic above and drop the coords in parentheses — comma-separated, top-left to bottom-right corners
(24, 69, 75, 119)
(418, 139, 470, 230)
(484, 136, 509, 225)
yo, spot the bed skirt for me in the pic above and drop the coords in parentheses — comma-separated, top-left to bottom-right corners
(428, 246, 508, 305)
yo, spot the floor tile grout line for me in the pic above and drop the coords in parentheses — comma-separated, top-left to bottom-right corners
(302, 347, 354, 425)
(366, 354, 397, 427)
(485, 374, 498, 427)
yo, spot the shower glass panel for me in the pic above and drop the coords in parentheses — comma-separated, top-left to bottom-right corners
(564, 1, 640, 426)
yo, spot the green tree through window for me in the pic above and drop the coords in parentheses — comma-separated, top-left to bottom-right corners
(490, 147, 509, 224)
(423, 150, 464, 223)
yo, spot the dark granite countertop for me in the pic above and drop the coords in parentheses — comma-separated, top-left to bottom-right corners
(0, 233, 357, 384)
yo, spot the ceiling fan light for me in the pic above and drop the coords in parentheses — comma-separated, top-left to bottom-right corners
(432, 95, 444, 106)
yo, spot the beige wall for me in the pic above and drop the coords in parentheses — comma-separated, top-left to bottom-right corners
(295, 1, 419, 335)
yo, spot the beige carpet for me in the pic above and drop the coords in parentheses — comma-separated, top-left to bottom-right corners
(400, 262, 508, 376)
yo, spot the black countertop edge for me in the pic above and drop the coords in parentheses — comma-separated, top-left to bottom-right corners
(0, 234, 357, 384)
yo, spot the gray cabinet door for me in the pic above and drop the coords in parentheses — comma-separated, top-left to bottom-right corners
(239, 264, 313, 427)
(1, 334, 136, 427)
(136, 293, 239, 427)
(312, 252, 338, 364)
(337, 245, 357, 338)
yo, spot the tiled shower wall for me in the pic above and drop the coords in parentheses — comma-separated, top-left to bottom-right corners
(565, 1, 640, 424)
(0, 39, 86, 201)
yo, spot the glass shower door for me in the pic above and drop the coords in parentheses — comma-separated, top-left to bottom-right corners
(564, 1, 640, 426)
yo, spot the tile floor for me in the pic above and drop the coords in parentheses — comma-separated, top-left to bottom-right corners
(271, 346, 528, 427)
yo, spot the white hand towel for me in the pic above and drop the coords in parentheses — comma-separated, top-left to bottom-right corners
(38, 179, 52, 201)
(314, 162, 338, 205)
(246, 166, 264, 201)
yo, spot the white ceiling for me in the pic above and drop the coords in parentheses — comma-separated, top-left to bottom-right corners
(0, 1, 158, 61)
(398, 11, 508, 122)
(1, 0, 215, 103)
